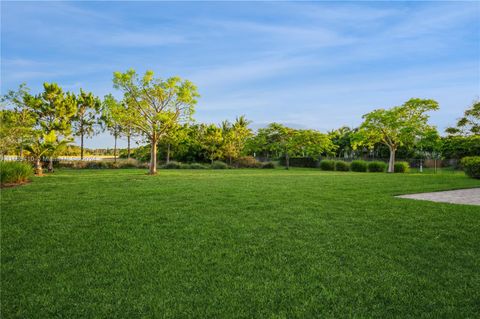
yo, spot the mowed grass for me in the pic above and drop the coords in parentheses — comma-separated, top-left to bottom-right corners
(1, 169, 479, 318)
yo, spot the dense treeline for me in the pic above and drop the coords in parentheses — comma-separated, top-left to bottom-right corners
(1, 69, 479, 175)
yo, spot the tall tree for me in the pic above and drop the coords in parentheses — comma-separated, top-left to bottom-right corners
(24, 83, 76, 172)
(113, 69, 199, 174)
(446, 100, 480, 136)
(1, 83, 37, 158)
(102, 94, 124, 163)
(354, 98, 439, 173)
(200, 124, 224, 164)
(73, 89, 101, 159)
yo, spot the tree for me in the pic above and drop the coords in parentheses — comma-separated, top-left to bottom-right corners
(73, 89, 101, 159)
(354, 98, 439, 173)
(23, 131, 55, 176)
(446, 100, 480, 136)
(113, 69, 199, 174)
(24, 83, 76, 172)
(1, 83, 37, 157)
(292, 129, 336, 158)
(200, 124, 224, 164)
(102, 94, 124, 163)
(328, 126, 356, 159)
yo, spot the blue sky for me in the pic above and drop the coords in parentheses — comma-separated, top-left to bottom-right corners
(1, 1, 479, 148)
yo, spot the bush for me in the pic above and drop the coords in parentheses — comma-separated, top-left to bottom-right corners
(351, 160, 368, 172)
(189, 163, 207, 169)
(461, 156, 480, 179)
(0, 161, 33, 186)
(368, 161, 387, 173)
(320, 160, 335, 171)
(334, 161, 350, 171)
(211, 161, 228, 169)
(235, 156, 261, 168)
(394, 162, 410, 173)
(162, 161, 181, 169)
(118, 159, 138, 168)
(261, 162, 275, 169)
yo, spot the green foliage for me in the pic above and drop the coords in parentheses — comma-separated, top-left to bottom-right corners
(73, 89, 102, 159)
(441, 135, 480, 159)
(211, 161, 228, 169)
(394, 162, 410, 173)
(112, 69, 199, 174)
(351, 160, 368, 172)
(368, 161, 387, 173)
(261, 162, 275, 169)
(162, 161, 181, 169)
(335, 161, 350, 171)
(461, 156, 480, 179)
(0, 161, 33, 185)
(235, 156, 261, 168)
(319, 160, 335, 171)
(354, 98, 439, 172)
(446, 100, 480, 136)
(200, 124, 224, 164)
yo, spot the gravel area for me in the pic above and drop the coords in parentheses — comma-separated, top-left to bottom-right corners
(397, 188, 480, 206)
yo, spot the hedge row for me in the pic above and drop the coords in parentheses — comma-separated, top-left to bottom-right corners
(319, 160, 409, 173)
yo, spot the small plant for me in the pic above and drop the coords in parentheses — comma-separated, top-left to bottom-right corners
(368, 161, 387, 173)
(320, 160, 335, 171)
(461, 156, 480, 179)
(334, 161, 350, 171)
(394, 162, 410, 173)
(162, 161, 181, 169)
(211, 161, 228, 169)
(189, 163, 207, 169)
(261, 162, 275, 169)
(351, 160, 368, 172)
(0, 161, 33, 186)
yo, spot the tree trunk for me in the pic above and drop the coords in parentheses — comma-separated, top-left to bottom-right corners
(35, 158, 43, 176)
(166, 143, 171, 163)
(127, 134, 131, 159)
(48, 157, 54, 173)
(114, 134, 117, 163)
(80, 133, 84, 160)
(285, 153, 290, 170)
(388, 146, 396, 173)
(19, 144, 23, 159)
(149, 136, 157, 175)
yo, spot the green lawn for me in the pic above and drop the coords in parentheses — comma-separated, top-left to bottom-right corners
(1, 169, 479, 318)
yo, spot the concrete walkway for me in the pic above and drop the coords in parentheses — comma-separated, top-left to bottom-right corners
(397, 188, 480, 206)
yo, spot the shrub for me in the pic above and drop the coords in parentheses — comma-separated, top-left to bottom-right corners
(189, 163, 207, 169)
(211, 161, 228, 169)
(235, 156, 261, 168)
(394, 162, 410, 173)
(368, 161, 387, 173)
(0, 161, 33, 186)
(261, 162, 275, 169)
(334, 161, 350, 171)
(162, 161, 181, 169)
(461, 156, 480, 179)
(320, 160, 335, 171)
(351, 160, 368, 172)
(118, 159, 138, 168)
